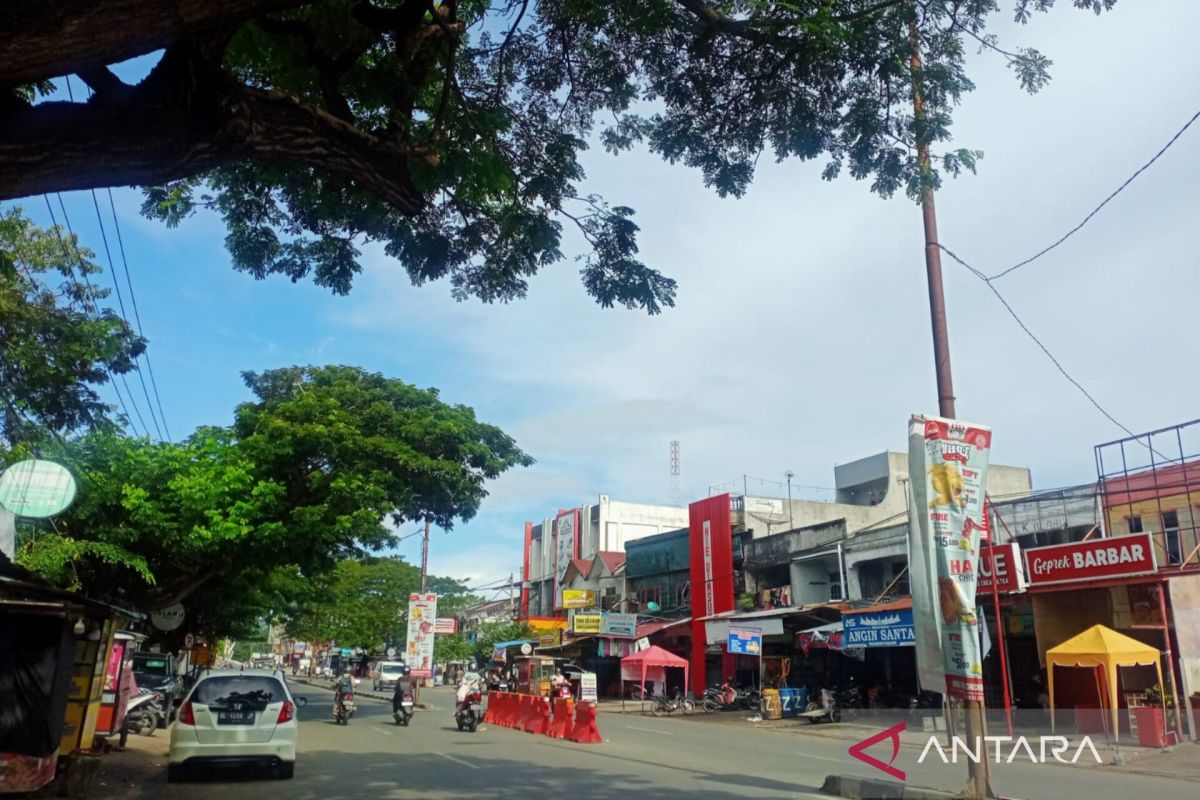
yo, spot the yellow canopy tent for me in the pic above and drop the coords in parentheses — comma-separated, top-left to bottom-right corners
(1046, 624, 1163, 742)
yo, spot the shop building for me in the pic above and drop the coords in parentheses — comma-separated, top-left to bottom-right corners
(520, 496, 688, 619)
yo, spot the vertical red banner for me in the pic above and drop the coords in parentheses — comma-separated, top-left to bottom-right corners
(520, 521, 533, 618)
(689, 495, 734, 695)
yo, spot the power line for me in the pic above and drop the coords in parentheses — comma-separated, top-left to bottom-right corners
(42, 195, 146, 439)
(988, 106, 1200, 281)
(939, 242, 1136, 439)
(105, 188, 171, 440)
(63, 76, 166, 441)
(87, 190, 163, 440)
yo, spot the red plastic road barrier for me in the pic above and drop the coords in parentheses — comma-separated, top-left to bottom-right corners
(483, 693, 499, 726)
(511, 694, 530, 732)
(525, 695, 551, 735)
(499, 693, 516, 728)
(547, 698, 574, 739)
(566, 701, 602, 744)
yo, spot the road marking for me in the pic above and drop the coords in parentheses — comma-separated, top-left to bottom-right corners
(796, 752, 842, 762)
(627, 725, 673, 735)
(370, 726, 394, 736)
(438, 753, 479, 769)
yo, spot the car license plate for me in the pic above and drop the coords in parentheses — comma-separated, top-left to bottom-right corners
(402, 702, 413, 708)
(217, 710, 254, 725)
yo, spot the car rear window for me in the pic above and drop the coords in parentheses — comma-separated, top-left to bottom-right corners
(380, 663, 406, 676)
(133, 656, 170, 675)
(191, 676, 286, 710)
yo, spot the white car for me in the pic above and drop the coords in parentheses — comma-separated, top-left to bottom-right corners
(168, 669, 302, 782)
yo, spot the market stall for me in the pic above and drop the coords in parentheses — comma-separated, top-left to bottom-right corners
(1047, 624, 1164, 743)
(620, 646, 689, 710)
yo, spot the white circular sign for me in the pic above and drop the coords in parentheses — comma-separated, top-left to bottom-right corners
(387, 647, 397, 658)
(520, 643, 533, 655)
(151, 604, 185, 631)
(0, 459, 77, 518)
(184, 633, 195, 649)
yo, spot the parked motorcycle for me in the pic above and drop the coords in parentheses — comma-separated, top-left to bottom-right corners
(334, 693, 356, 725)
(455, 690, 482, 732)
(124, 689, 164, 736)
(799, 688, 841, 724)
(393, 692, 414, 727)
(701, 683, 740, 713)
(651, 689, 694, 717)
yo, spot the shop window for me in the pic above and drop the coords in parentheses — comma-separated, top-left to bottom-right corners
(637, 586, 661, 609)
(1127, 515, 1144, 534)
(829, 572, 843, 601)
(1162, 510, 1182, 565)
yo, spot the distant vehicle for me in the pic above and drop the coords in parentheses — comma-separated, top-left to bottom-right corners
(131, 653, 179, 726)
(373, 661, 408, 692)
(167, 668, 306, 782)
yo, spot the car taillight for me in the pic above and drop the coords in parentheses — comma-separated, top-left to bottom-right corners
(178, 701, 195, 726)
(344, 694, 353, 702)
(277, 700, 295, 724)
(469, 692, 482, 703)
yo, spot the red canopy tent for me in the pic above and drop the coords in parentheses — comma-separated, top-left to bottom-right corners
(620, 645, 690, 701)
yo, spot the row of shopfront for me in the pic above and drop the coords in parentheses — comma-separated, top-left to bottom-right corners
(528, 504, 1200, 745)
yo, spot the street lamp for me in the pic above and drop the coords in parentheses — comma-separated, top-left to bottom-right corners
(784, 470, 794, 531)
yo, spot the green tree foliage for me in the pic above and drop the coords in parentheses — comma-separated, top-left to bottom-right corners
(13, 365, 532, 636)
(0, 208, 144, 443)
(472, 620, 536, 663)
(434, 633, 476, 665)
(282, 557, 420, 650)
(1, 2, 1116, 313)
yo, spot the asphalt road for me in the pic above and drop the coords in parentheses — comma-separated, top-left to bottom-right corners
(120, 687, 1196, 800)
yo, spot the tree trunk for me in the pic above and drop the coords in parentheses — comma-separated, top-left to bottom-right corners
(0, 0, 308, 87)
(0, 67, 424, 214)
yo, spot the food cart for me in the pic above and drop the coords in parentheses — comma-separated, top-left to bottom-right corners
(515, 655, 559, 696)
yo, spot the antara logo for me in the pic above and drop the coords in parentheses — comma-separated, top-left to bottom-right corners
(848, 721, 907, 781)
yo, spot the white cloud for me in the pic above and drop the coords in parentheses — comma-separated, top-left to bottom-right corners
(335, 1, 1200, 563)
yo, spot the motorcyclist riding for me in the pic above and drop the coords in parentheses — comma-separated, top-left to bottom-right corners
(334, 670, 354, 715)
(392, 665, 415, 714)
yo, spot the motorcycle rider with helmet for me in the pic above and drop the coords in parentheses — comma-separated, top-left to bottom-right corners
(392, 664, 415, 715)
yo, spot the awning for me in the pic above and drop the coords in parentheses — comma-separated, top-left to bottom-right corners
(636, 617, 691, 639)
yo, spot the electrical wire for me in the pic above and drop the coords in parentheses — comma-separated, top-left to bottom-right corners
(63, 76, 166, 441)
(988, 107, 1200, 281)
(42, 195, 146, 439)
(105, 188, 171, 440)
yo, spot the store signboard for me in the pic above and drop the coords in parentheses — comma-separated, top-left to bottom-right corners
(572, 614, 602, 635)
(601, 612, 637, 637)
(580, 672, 597, 702)
(562, 589, 596, 609)
(434, 618, 457, 634)
(843, 608, 916, 648)
(1024, 533, 1156, 586)
(978, 543, 1027, 594)
(553, 509, 581, 610)
(727, 626, 762, 656)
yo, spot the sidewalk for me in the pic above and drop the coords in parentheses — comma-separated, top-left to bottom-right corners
(91, 731, 169, 800)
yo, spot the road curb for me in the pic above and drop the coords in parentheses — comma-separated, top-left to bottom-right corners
(820, 774, 962, 800)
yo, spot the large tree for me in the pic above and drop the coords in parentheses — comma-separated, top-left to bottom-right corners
(0, 1, 1114, 313)
(12, 364, 531, 635)
(0, 208, 144, 444)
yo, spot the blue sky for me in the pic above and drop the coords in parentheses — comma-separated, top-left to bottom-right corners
(14, 2, 1200, 589)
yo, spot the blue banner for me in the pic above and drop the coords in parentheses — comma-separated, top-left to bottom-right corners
(842, 608, 915, 648)
(727, 626, 762, 655)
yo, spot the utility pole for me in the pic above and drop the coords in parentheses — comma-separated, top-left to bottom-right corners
(420, 517, 430, 593)
(909, 15, 985, 800)
(784, 470, 794, 531)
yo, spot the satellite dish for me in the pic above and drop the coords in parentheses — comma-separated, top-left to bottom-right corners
(646, 601, 661, 613)
(0, 460, 77, 518)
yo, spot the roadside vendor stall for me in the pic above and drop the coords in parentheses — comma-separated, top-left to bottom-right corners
(620, 646, 689, 711)
(1047, 624, 1166, 744)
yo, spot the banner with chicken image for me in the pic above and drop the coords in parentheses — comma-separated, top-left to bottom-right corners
(405, 593, 438, 679)
(907, 415, 992, 701)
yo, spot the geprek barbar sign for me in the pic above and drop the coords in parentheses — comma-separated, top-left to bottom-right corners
(1024, 533, 1156, 587)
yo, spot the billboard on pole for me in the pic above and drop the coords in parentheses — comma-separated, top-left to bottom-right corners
(405, 593, 438, 678)
(553, 508, 580, 610)
(908, 415, 992, 701)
